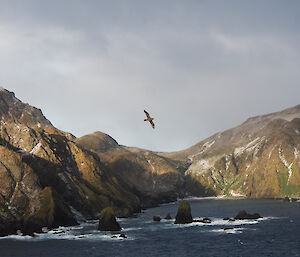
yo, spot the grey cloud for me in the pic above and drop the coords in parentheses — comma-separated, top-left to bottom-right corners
(0, 0, 299, 151)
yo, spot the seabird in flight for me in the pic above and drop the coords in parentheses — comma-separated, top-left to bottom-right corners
(144, 110, 155, 129)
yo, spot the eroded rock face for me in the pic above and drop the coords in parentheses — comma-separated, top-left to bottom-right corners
(0, 89, 140, 236)
(98, 207, 121, 231)
(174, 201, 193, 224)
(0, 88, 52, 128)
(0, 145, 77, 236)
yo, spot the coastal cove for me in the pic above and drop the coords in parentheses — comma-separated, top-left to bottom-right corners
(0, 198, 299, 257)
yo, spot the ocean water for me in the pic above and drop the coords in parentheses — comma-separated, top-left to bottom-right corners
(0, 198, 299, 257)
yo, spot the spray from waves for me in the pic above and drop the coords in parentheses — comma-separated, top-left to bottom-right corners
(0, 216, 282, 241)
(0, 229, 135, 242)
(150, 216, 281, 233)
(209, 228, 245, 234)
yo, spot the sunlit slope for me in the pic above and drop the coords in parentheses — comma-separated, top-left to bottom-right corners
(160, 105, 300, 198)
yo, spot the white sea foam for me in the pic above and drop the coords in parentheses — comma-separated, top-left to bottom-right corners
(0, 235, 33, 241)
(0, 216, 281, 241)
(168, 216, 278, 229)
(210, 228, 244, 234)
(172, 218, 259, 228)
(0, 229, 135, 242)
(121, 227, 143, 232)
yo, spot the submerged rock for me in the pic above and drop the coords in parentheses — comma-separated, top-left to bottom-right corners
(174, 201, 193, 224)
(201, 217, 212, 223)
(153, 216, 161, 222)
(223, 217, 235, 222)
(234, 210, 262, 220)
(224, 227, 234, 231)
(164, 213, 172, 220)
(98, 207, 122, 231)
(119, 233, 127, 238)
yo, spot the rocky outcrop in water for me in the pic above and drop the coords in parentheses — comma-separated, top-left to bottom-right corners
(234, 210, 262, 220)
(174, 201, 193, 224)
(153, 216, 161, 222)
(164, 213, 172, 220)
(98, 207, 121, 231)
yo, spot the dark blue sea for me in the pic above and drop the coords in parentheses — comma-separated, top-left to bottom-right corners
(0, 198, 299, 257)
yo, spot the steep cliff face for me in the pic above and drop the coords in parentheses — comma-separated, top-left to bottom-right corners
(0, 89, 140, 235)
(0, 87, 52, 128)
(160, 105, 300, 198)
(76, 132, 184, 207)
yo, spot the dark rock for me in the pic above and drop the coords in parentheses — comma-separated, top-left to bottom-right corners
(224, 227, 234, 231)
(0, 219, 19, 237)
(153, 216, 161, 222)
(119, 233, 127, 239)
(174, 201, 193, 224)
(52, 231, 65, 235)
(98, 207, 122, 231)
(164, 213, 172, 220)
(201, 218, 212, 223)
(234, 210, 262, 220)
(224, 217, 235, 221)
(111, 235, 118, 238)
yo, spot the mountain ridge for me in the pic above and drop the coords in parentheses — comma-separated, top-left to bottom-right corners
(158, 105, 300, 198)
(0, 87, 299, 237)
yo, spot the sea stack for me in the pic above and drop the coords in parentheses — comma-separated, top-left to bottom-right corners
(98, 207, 122, 231)
(174, 201, 193, 224)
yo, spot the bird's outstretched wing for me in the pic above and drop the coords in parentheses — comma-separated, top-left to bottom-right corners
(150, 120, 155, 129)
(144, 109, 150, 119)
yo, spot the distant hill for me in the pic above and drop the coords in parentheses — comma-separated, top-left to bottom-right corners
(76, 131, 185, 207)
(159, 104, 300, 198)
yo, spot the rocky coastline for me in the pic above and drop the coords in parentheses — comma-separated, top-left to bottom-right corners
(0, 88, 299, 237)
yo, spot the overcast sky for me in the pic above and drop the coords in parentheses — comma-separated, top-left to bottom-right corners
(0, 0, 299, 151)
